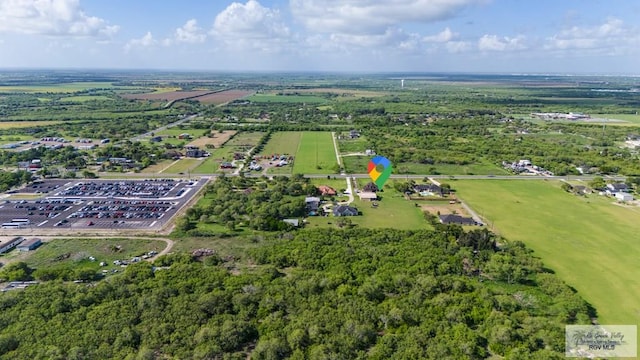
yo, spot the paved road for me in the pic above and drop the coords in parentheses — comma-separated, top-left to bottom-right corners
(131, 114, 199, 143)
(94, 171, 628, 182)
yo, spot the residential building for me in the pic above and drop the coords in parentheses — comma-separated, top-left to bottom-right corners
(333, 205, 358, 217)
(606, 183, 629, 194)
(414, 184, 443, 197)
(358, 192, 378, 201)
(318, 185, 337, 196)
(305, 197, 321, 212)
(615, 193, 634, 202)
(439, 214, 480, 226)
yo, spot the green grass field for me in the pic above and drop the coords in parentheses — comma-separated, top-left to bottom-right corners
(192, 157, 222, 174)
(592, 114, 640, 125)
(260, 132, 302, 155)
(162, 158, 203, 174)
(0, 121, 64, 129)
(59, 95, 114, 102)
(0, 82, 115, 93)
(247, 94, 328, 104)
(454, 180, 640, 331)
(292, 132, 338, 174)
(10, 238, 165, 272)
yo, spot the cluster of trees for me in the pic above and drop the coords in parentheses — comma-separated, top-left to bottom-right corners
(0, 170, 32, 191)
(177, 175, 317, 234)
(0, 262, 101, 283)
(0, 228, 591, 359)
(359, 117, 640, 175)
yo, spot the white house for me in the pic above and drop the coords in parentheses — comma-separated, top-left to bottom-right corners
(615, 192, 634, 202)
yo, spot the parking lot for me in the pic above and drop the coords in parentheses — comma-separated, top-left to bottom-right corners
(1, 178, 206, 231)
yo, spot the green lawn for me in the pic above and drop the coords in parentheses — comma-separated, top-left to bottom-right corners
(260, 132, 301, 155)
(292, 132, 338, 174)
(454, 180, 640, 331)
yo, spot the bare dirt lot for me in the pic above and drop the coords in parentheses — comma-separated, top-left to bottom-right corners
(187, 130, 237, 148)
(420, 202, 470, 217)
(194, 90, 254, 104)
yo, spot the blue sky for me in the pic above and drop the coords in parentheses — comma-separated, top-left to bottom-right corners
(0, 0, 639, 73)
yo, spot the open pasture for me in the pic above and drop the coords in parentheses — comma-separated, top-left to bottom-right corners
(0, 82, 114, 93)
(454, 180, 640, 329)
(292, 132, 337, 174)
(260, 132, 302, 156)
(162, 158, 203, 174)
(0, 121, 64, 129)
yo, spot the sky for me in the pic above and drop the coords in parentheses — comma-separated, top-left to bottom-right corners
(0, 0, 639, 73)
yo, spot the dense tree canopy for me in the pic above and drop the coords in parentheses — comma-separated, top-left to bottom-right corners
(0, 228, 590, 359)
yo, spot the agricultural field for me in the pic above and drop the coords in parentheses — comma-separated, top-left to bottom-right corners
(260, 132, 302, 156)
(454, 180, 640, 330)
(292, 132, 338, 174)
(121, 90, 212, 101)
(59, 95, 114, 102)
(0, 82, 115, 93)
(0, 121, 64, 129)
(193, 90, 254, 105)
(247, 93, 328, 104)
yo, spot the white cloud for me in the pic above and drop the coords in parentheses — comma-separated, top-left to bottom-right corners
(124, 31, 156, 52)
(478, 34, 526, 51)
(290, 0, 483, 35)
(213, 0, 289, 39)
(545, 18, 639, 54)
(423, 27, 456, 43)
(172, 19, 206, 44)
(0, 0, 119, 37)
(445, 40, 471, 53)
